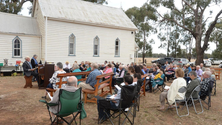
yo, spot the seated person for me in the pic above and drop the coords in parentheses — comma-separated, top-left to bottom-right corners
(79, 61, 86, 71)
(103, 64, 113, 79)
(42, 62, 67, 98)
(63, 61, 71, 73)
(111, 64, 117, 75)
(96, 75, 135, 121)
(195, 65, 203, 81)
(85, 62, 92, 71)
(165, 64, 175, 81)
(142, 64, 149, 74)
(79, 63, 102, 92)
(140, 65, 146, 74)
(48, 76, 79, 124)
(151, 68, 159, 78)
(113, 65, 126, 86)
(210, 69, 216, 79)
(72, 63, 82, 85)
(158, 68, 186, 110)
(185, 71, 200, 99)
(200, 71, 214, 100)
(22, 56, 40, 86)
(152, 69, 165, 90)
(127, 66, 135, 77)
(134, 65, 144, 75)
(200, 63, 205, 71)
(121, 73, 141, 86)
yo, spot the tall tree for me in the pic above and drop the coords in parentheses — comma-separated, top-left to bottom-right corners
(83, 0, 107, 4)
(149, 0, 222, 65)
(0, 0, 32, 14)
(125, 3, 157, 63)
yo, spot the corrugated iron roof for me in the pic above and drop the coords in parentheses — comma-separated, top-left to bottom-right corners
(38, 0, 137, 30)
(0, 12, 41, 36)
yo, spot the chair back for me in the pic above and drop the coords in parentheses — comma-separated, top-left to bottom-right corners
(193, 85, 201, 92)
(121, 85, 137, 108)
(178, 86, 187, 93)
(58, 88, 81, 116)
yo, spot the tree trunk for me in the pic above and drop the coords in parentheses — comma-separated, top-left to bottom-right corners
(195, 36, 204, 65)
(142, 31, 146, 63)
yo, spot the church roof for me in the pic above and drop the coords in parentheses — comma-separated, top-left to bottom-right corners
(38, 0, 137, 31)
(0, 12, 40, 36)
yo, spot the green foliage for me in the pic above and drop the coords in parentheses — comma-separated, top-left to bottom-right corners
(125, 3, 157, 62)
(83, 0, 107, 4)
(0, 0, 32, 14)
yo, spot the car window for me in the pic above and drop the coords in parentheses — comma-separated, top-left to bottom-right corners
(174, 59, 180, 61)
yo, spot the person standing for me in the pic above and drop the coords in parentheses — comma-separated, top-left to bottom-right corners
(31, 54, 39, 82)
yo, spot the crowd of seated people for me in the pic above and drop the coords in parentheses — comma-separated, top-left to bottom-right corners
(40, 59, 219, 124)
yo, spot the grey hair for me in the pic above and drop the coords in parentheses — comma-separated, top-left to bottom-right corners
(67, 76, 77, 86)
(33, 54, 37, 57)
(189, 71, 197, 77)
(196, 65, 200, 68)
(56, 62, 63, 69)
(205, 71, 212, 77)
(25, 56, 30, 60)
(205, 68, 210, 71)
(72, 63, 79, 69)
(92, 63, 99, 69)
(119, 64, 123, 68)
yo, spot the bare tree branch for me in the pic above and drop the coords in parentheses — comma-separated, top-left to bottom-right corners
(181, 0, 195, 12)
(202, 9, 222, 52)
(156, 11, 194, 36)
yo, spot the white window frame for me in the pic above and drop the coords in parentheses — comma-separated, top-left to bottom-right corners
(68, 33, 76, 56)
(12, 36, 22, 58)
(93, 36, 100, 57)
(115, 38, 120, 57)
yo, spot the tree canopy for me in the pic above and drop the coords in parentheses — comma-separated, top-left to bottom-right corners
(125, 3, 157, 62)
(149, 0, 222, 65)
(0, 0, 32, 14)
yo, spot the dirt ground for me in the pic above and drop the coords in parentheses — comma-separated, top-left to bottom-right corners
(0, 76, 222, 125)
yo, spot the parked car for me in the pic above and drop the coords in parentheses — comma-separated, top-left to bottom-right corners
(151, 57, 174, 65)
(204, 60, 211, 67)
(211, 59, 222, 65)
(173, 58, 189, 66)
(219, 62, 222, 68)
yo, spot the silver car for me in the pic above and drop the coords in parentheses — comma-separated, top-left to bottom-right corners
(173, 58, 189, 66)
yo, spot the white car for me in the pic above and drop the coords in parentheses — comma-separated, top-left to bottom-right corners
(204, 60, 211, 67)
(211, 59, 222, 65)
(219, 62, 222, 68)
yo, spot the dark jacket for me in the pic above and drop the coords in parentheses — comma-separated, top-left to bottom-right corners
(185, 78, 200, 99)
(22, 61, 32, 76)
(31, 58, 38, 68)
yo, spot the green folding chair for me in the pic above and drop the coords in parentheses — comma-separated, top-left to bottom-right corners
(39, 88, 86, 125)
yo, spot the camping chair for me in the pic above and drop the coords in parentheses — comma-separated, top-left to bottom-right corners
(174, 86, 189, 117)
(39, 88, 86, 125)
(153, 76, 166, 94)
(135, 79, 143, 111)
(97, 85, 137, 125)
(187, 85, 204, 114)
(211, 80, 216, 96)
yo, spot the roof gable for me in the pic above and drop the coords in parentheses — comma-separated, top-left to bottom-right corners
(38, 0, 137, 30)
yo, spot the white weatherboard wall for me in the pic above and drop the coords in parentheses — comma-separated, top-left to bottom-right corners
(35, 1, 45, 61)
(46, 20, 135, 65)
(0, 34, 41, 65)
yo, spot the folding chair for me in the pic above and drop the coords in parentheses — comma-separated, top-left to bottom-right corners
(39, 88, 86, 125)
(174, 86, 189, 117)
(135, 79, 143, 111)
(211, 80, 216, 96)
(202, 84, 212, 110)
(97, 85, 137, 125)
(187, 85, 204, 114)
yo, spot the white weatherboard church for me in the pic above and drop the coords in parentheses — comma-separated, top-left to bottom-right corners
(0, 0, 138, 66)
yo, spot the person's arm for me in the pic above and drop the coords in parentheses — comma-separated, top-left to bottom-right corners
(86, 72, 92, 84)
(186, 81, 194, 93)
(49, 72, 58, 83)
(120, 70, 125, 78)
(167, 80, 178, 105)
(49, 89, 60, 103)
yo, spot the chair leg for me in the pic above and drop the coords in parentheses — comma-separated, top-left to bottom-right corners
(176, 101, 189, 117)
(84, 93, 87, 103)
(191, 97, 204, 114)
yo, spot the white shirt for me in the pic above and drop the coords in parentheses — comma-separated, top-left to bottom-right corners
(167, 77, 187, 105)
(63, 63, 71, 69)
